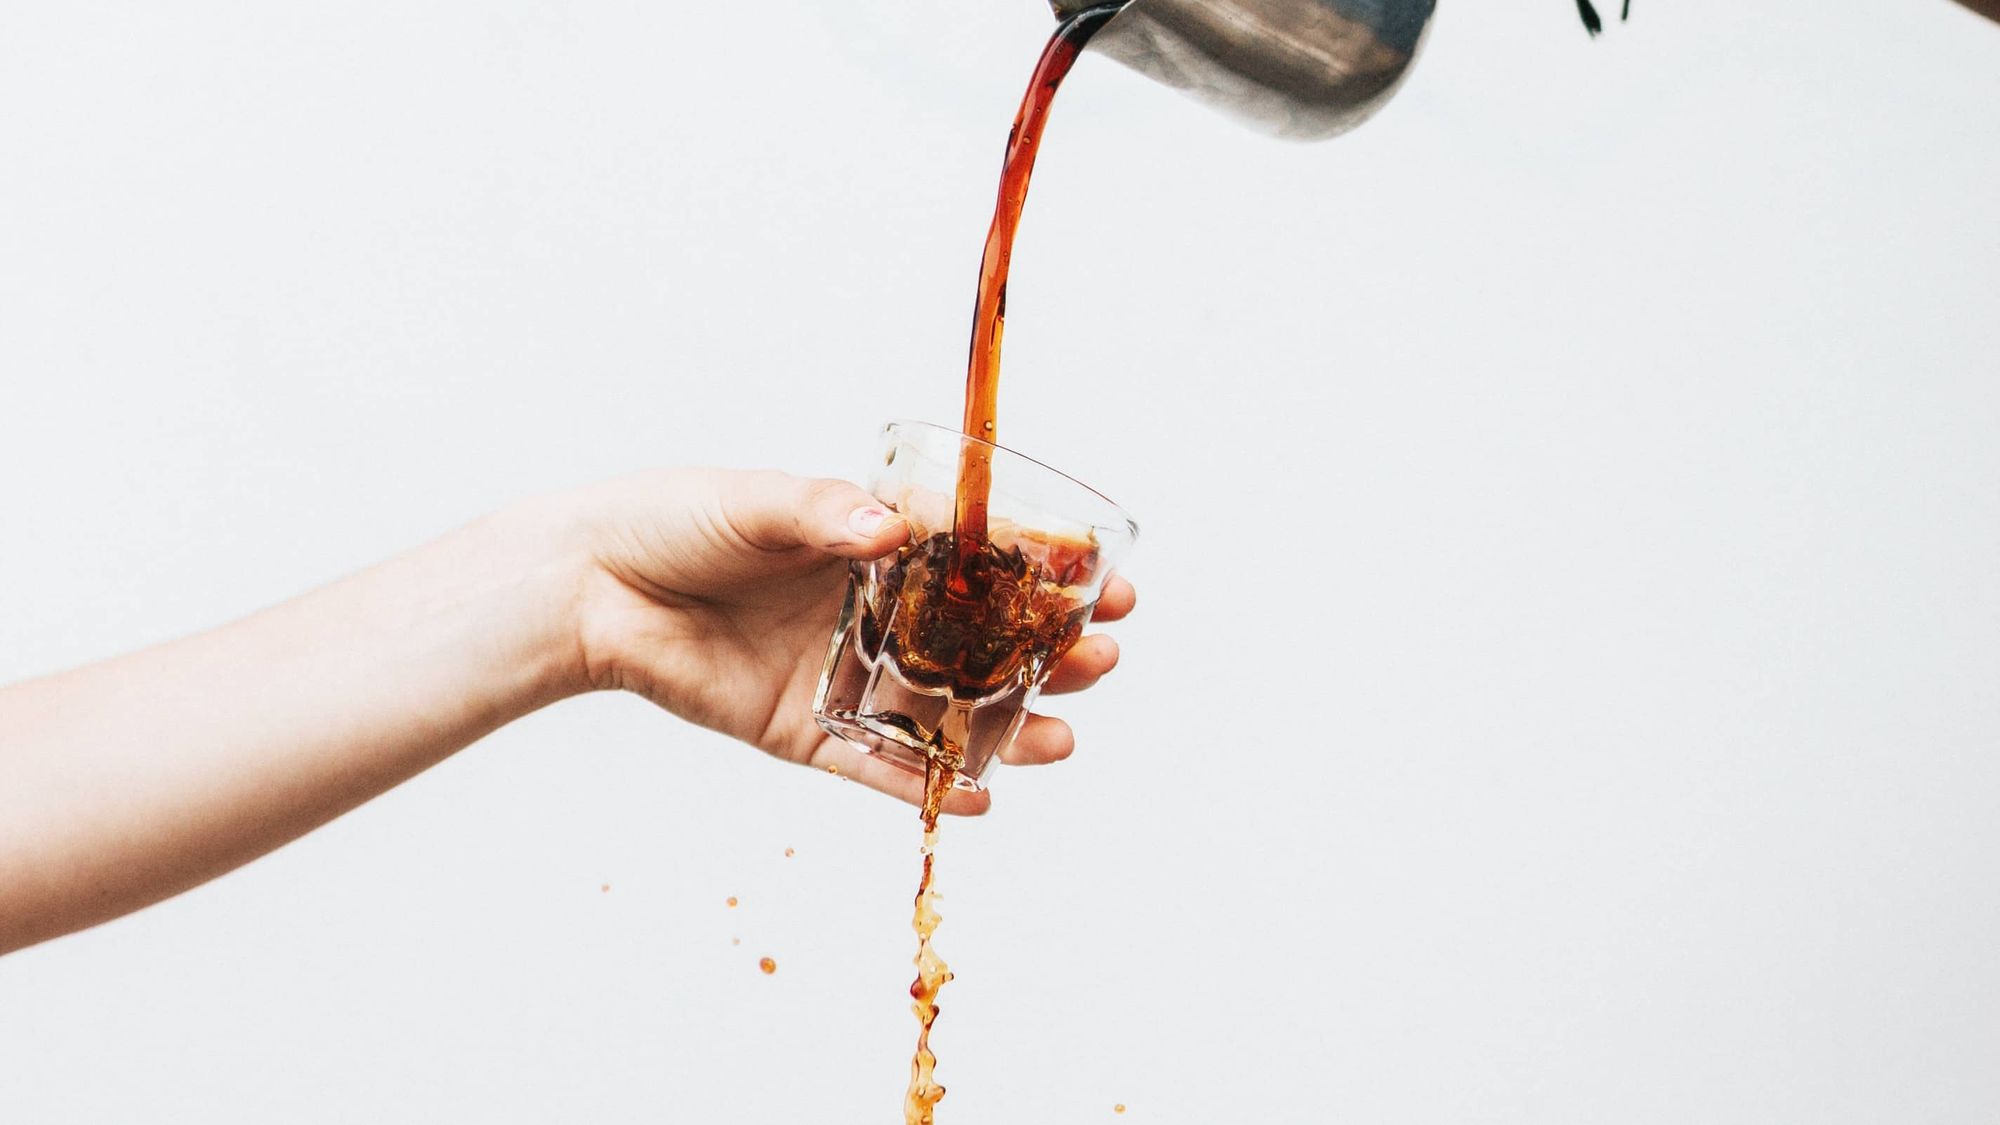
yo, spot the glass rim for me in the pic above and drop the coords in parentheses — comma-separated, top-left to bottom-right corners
(885, 419, 1138, 540)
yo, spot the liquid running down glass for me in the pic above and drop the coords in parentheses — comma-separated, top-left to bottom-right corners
(813, 420, 1136, 1124)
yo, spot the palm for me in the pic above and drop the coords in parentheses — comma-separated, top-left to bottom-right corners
(585, 548, 849, 767)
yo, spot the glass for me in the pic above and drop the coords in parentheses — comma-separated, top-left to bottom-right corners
(813, 420, 1139, 791)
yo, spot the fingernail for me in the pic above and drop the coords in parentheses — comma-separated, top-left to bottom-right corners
(848, 506, 898, 537)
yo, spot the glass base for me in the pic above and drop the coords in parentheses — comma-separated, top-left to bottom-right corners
(815, 710, 987, 793)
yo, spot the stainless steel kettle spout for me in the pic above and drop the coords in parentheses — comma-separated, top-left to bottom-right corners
(1050, 0, 1437, 140)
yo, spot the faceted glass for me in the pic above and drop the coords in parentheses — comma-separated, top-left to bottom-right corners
(812, 420, 1138, 791)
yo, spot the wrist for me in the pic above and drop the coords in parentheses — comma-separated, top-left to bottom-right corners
(442, 497, 600, 711)
(532, 469, 704, 700)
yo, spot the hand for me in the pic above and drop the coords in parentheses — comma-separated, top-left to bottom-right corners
(564, 468, 1136, 816)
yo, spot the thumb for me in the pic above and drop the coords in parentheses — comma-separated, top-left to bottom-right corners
(721, 472, 911, 560)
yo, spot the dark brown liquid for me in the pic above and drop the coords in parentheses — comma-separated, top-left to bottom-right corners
(950, 3, 1123, 577)
(872, 532, 1094, 703)
(907, 9, 1121, 1122)
(822, 528, 1101, 784)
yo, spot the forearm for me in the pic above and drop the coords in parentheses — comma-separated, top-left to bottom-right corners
(0, 505, 587, 954)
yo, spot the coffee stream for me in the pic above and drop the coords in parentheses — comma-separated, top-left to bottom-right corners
(949, 3, 1123, 572)
(903, 759, 957, 1124)
(905, 6, 1123, 1123)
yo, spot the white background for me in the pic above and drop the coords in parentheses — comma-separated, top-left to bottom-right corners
(3, 1, 1998, 1121)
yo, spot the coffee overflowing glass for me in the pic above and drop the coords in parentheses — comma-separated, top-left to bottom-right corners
(813, 420, 1138, 792)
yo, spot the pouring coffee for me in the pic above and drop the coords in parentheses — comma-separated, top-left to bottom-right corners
(854, 4, 1441, 1120)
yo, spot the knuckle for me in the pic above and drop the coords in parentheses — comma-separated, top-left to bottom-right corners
(799, 476, 852, 511)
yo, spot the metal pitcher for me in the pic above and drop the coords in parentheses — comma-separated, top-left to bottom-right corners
(1049, 0, 1437, 140)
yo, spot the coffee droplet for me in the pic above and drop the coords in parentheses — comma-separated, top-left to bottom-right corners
(759, 957, 777, 975)
(1114, 1106, 1126, 1115)
(730, 937, 741, 946)
(826, 765, 841, 776)
(726, 896, 738, 908)
(599, 884, 610, 893)
(784, 848, 796, 858)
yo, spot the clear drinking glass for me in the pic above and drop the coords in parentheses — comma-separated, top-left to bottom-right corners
(813, 420, 1139, 791)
